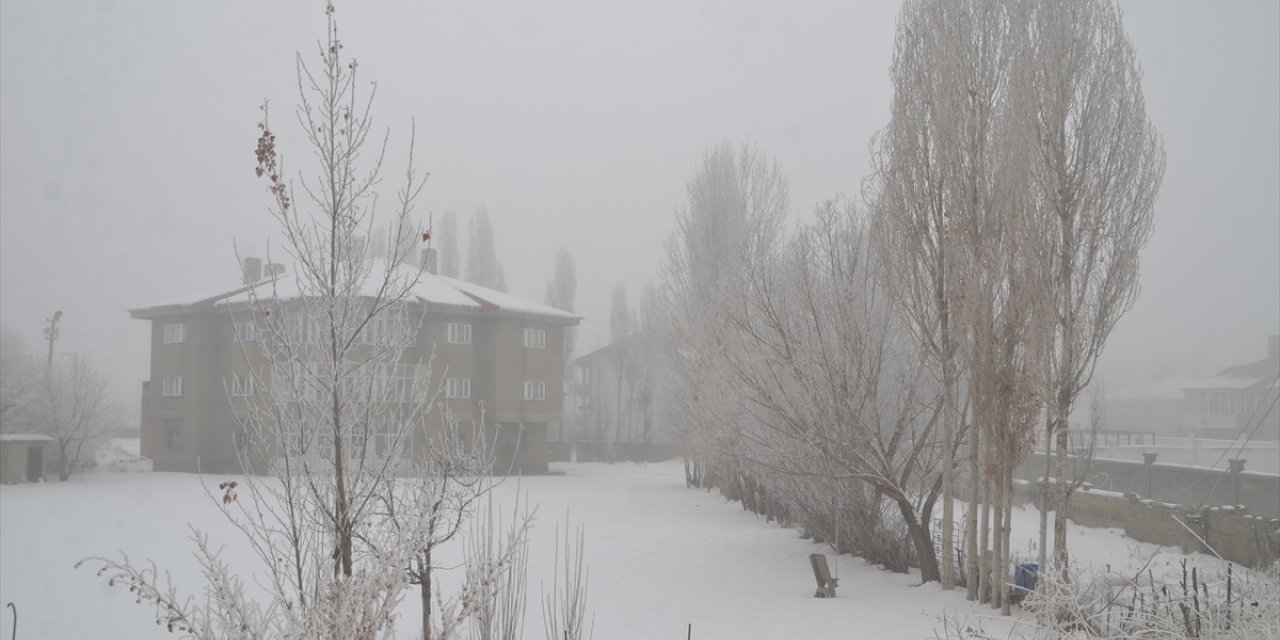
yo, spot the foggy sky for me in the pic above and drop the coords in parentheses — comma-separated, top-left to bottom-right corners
(1, 0, 1277, 413)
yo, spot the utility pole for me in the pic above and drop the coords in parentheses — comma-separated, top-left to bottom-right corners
(43, 310, 62, 374)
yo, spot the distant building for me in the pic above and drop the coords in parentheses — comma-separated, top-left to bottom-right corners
(573, 330, 672, 446)
(1104, 376, 1196, 437)
(1182, 336, 1280, 440)
(129, 250, 579, 474)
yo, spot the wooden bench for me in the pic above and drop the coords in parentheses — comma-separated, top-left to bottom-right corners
(810, 553, 838, 598)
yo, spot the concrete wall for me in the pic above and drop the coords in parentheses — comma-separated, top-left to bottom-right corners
(1016, 452, 1280, 519)
(1013, 481, 1280, 568)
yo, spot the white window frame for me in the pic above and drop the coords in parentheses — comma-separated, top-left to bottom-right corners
(373, 363, 416, 403)
(523, 381, 545, 401)
(523, 328, 546, 349)
(446, 322, 472, 345)
(234, 320, 257, 343)
(446, 378, 471, 399)
(285, 313, 320, 345)
(167, 429, 182, 451)
(162, 376, 184, 397)
(163, 323, 187, 344)
(358, 307, 417, 346)
(231, 374, 255, 397)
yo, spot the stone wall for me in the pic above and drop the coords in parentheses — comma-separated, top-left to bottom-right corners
(1013, 480, 1280, 568)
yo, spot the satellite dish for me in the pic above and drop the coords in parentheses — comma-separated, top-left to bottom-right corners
(53, 310, 63, 320)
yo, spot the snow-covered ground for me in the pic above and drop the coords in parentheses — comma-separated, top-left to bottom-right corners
(0, 462, 1240, 639)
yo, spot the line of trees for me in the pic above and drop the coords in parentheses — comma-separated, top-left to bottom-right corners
(659, 0, 1162, 614)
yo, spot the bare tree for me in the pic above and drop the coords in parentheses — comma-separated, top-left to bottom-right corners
(717, 197, 949, 583)
(541, 519, 593, 640)
(608, 283, 631, 448)
(0, 325, 37, 432)
(32, 353, 121, 480)
(386, 411, 503, 640)
(467, 206, 506, 291)
(467, 492, 533, 640)
(1015, 0, 1165, 570)
(437, 210, 460, 278)
(546, 248, 577, 442)
(868, 0, 974, 588)
(78, 5, 465, 637)
(660, 141, 787, 482)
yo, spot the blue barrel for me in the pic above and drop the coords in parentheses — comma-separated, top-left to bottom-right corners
(1012, 563, 1039, 600)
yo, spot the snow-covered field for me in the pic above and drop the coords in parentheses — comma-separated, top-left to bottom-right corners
(0, 461, 1237, 639)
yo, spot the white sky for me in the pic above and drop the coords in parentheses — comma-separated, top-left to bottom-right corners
(1, 0, 1277, 412)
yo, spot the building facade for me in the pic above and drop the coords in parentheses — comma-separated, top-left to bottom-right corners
(1182, 336, 1280, 440)
(1103, 377, 1196, 437)
(130, 252, 578, 474)
(572, 330, 677, 446)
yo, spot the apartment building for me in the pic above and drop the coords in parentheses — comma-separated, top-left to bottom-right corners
(129, 251, 579, 474)
(1182, 335, 1280, 440)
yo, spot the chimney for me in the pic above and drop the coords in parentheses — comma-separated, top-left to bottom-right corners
(421, 248, 438, 274)
(242, 257, 262, 284)
(1269, 335, 1279, 361)
(264, 262, 286, 279)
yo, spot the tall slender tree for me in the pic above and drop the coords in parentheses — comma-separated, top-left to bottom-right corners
(1016, 0, 1164, 570)
(467, 206, 506, 291)
(78, 6, 526, 637)
(437, 209, 460, 277)
(609, 283, 631, 445)
(545, 248, 577, 441)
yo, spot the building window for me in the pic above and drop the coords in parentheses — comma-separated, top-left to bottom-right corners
(523, 381, 545, 401)
(162, 376, 184, 397)
(446, 322, 472, 345)
(446, 378, 471, 399)
(285, 313, 320, 345)
(231, 374, 255, 397)
(358, 307, 417, 346)
(163, 323, 187, 344)
(234, 320, 257, 343)
(167, 429, 182, 451)
(523, 328, 546, 349)
(233, 431, 250, 451)
(373, 363, 416, 403)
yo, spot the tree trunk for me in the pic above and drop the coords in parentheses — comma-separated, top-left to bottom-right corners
(897, 497, 941, 584)
(58, 440, 70, 481)
(998, 471, 1008, 614)
(420, 549, 433, 640)
(1052, 395, 1070, 569)
(1037, 415, 1051, 573)
(991, 470, 1005, 611)
(940, 349, 957, 589)
(979, 474, 991, 603)
(965, 420, 980, 601)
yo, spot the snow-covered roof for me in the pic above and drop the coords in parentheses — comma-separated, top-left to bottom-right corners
(1107, 377, 1197, 401)
(132, 259, 578, 324)
(1181, 343, 1280, 392)
(1183, 375, 1270, 391)
(0, 434, 54, 443)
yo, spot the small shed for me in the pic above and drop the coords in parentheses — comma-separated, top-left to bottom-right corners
(0, 434, 55, 484)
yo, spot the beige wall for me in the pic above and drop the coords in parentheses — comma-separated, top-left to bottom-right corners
(0, 440, 52, 484)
